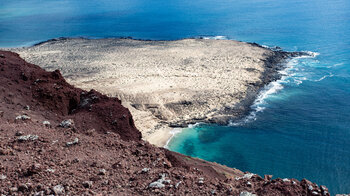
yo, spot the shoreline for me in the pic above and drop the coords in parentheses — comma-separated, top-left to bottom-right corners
(7, 37, 310, 147)
(165, 51, 317, 148)
(0, 35, 232, 48)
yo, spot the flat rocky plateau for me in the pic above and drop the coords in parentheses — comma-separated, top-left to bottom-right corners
(0, 51, 329, 195)
(10, 38, 306, 146)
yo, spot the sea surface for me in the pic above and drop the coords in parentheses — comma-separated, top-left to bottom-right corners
(1, 0, 349, 194)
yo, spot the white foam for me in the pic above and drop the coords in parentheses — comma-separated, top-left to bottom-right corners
(229, 80, 284, 126)
(201, 36, 228, 40)
(260, 45, 283, 51)
(229, 51, 319, 126)
(163, 123, 202, 149)
(314, 73, 334, 82)
(327, 63, 344, 68)
(163, 128, 183, 149)
(303, 51, 320, 58)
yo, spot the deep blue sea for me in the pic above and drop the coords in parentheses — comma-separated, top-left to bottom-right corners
(1, 0, 349, 194)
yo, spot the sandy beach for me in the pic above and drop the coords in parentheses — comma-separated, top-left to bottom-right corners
(10, 38, 288, 147)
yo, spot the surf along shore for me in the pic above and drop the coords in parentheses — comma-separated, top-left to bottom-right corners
(9, 38, 308, 147)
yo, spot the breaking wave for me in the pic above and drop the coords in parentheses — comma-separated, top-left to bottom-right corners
(198, 35, 229, 40)
(164, 128, 183, 148)
(229, 50, 320, 126)
(164, 123, 203, 148)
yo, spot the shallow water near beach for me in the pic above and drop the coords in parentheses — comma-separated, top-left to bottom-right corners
(1, 0, 350, 193)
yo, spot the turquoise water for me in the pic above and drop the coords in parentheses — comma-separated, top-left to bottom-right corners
(1, 0, 349, 193)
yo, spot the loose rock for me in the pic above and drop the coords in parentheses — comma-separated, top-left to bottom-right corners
(46, 168, 55, 173)
(34, 191, 44, 196)
(15, 131, 23, 136)
(175, 181, 182, 189)
(9, 187, 18, 193)
(18, 184, 29, 192)
(52, 184, 65, 195)
(240, 191, 257, 196)
(24, 163, 42, 176)
(15, 115, 31, 121)
(0, 174, 6, 180)
(17, 134, 38, 142)
(59, 119, 74, 128)
(141, 168, 150, 173)
(309, 185, 314, 191)
(98, 169, 106, 175)
(66, 138, 79, 147)
(82, 181, 93, 188)
(42, 121, 51, 127)
(148, 173, 170, 189)
(198, 177, 204, 185)
(236, 173, 255, 180)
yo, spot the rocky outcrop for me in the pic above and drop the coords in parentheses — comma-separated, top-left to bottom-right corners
(0, 51, 140, 141)
(0, 51, 330, 195)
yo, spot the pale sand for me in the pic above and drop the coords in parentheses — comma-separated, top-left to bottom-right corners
(10, 38, 281, 147)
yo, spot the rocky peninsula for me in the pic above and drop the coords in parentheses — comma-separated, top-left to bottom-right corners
(0, 50, 329, 195)
(10, 38, 307, 147)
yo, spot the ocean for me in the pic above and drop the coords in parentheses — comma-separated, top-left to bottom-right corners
(1, 0, 349, 193)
